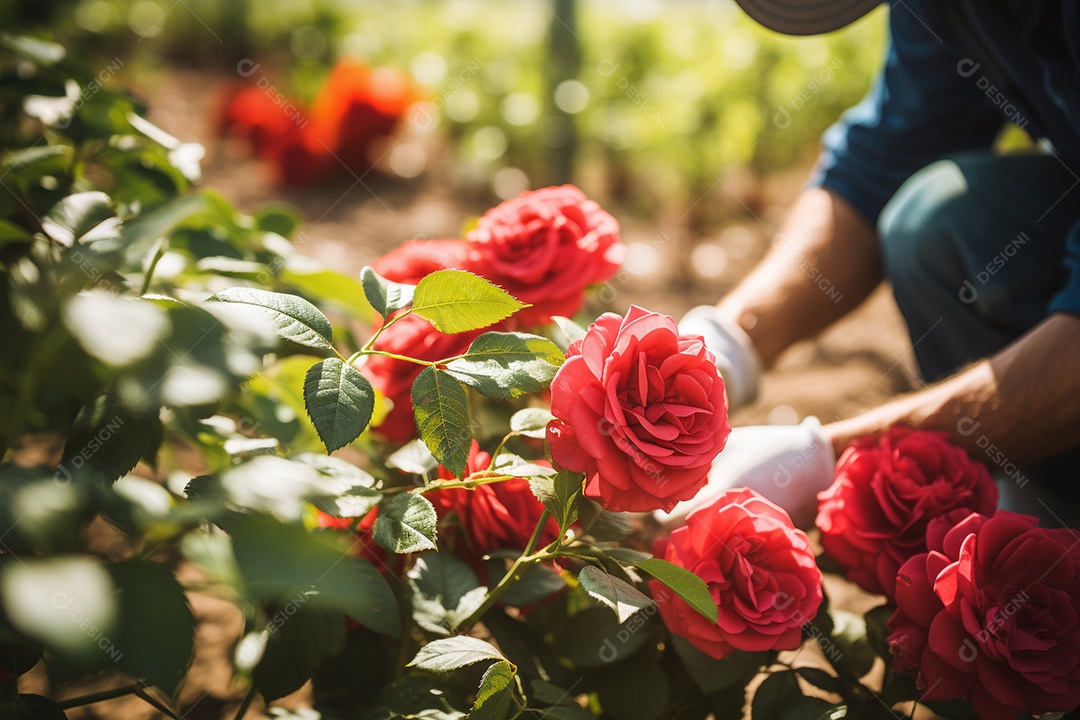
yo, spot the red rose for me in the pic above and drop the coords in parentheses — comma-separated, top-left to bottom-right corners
(546, 306, 730, 513)
(463, 185, 624, 327)
(816, 427, 998, 598)
(307, 60, 418, 176)
(431, 443, 559, 558)
(361, 313, 477, 442)
(371, 237, 470, 285)
(651, 488, 822, 660)
(887, 511, 1080, 720)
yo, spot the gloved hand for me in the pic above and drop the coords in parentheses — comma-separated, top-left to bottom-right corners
(679, 306, 762, 411)
(655, 417, 836, 529)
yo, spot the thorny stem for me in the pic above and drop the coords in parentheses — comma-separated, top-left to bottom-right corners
(58, 684, 142, 709)
(457, 511, 558, 628)
(406, 473, 518, 494)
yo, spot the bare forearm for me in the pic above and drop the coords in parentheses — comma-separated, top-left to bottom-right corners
(717, 188, 881, 367)
(824, 313, 1080, 464)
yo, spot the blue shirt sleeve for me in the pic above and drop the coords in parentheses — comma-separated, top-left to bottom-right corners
(810, 1, 1004, 225)
(1050, 220, 1080, 316)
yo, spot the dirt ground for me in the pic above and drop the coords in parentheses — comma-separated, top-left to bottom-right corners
(33, 68, 926, 719)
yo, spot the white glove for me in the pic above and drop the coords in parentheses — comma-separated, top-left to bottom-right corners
(679, 306, 762, 411)
(656, 417, 836, 530)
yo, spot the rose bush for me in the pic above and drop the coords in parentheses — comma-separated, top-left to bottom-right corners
(887, 511, 1080, 720)
(816, 426, 998, 598)
(652, 488, 823, 659)
(5, 36, 1074, 716)
(546, 306, 731, 512)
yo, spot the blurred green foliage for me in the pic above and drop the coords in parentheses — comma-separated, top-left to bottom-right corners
(1, 0, 886, 215)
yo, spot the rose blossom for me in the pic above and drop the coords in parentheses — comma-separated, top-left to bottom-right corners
(651, 488, 823, 660)
(887, 511, 1080, 720)
(463, 185, 624, 328)
(816, 427, 998, 598)
(546, 306, 730, 513)
(431, 442, 560, 559)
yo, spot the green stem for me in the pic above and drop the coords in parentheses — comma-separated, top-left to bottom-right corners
(408, 474, 517, 494)
(457, 512, 557, 629)
(360, 309, 413, 354)
(231, 685, 257, 720)
(523, 509, 551, 556)
(139, 239, 167, 296)
(486, 431, 519, 470)
(58, 683, 142, 709)
(135, 687, 184, 720)
(347, 349, 433, 367)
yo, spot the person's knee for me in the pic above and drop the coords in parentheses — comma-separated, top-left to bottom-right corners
(878, 158, 974, 297)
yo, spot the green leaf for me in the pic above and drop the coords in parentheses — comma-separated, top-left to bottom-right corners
(108, 561, 195, 695)
(283, 266, 374, 321)
(828, 610, 875, 677)
(374, 493, 438, 554)
(637, 558, 717, 624)
(445, 332, 563, 399)
(407, 553, 485, 636)
(509, 408, 556, 439)
(62, 395, 163, 481)
(794, 667, 843, 694)
(594, 648, 669, 720)
(470, 661, 516, 720)
(529, 470, 581, 531)
(0, 33, 66, 66)
(0, 558, 117, 661)
(0, 219, 33, 249)
(360, 266, 415, 318)
(119, 193, 206, 264)
(412, 270, 525, 333)
(294, 453, 381, 519)
(408, 636, 505, 674)
(42, 192, 115, 247)
(303, 358, 376, 452)
(207, 287, 333, 350)
(385, 439, 439, 477)
(552, 316, 587, 344)
(411, 367, 472, 478)
(864, 603, 894, 660)
(0, 638, 42, 678)
(492, 454, 556, 479)
(230, 516, 399, 636)
(253, 595, 347, 703)
(492, 563, 565, 608)
(752, 671, 832, 720)
(578, 566, 655, 623)
(537, 709, 594, 720)
(605, 548, 653, 566)
(63, 293, 171, 367)
(670, 636, 773, 696)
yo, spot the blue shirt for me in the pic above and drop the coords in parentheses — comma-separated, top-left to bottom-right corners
(811, 0, 1080, 314)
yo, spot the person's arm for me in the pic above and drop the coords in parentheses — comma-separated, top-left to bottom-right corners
(716, 188, 880, 367)
(825, 313, 1080, 463)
